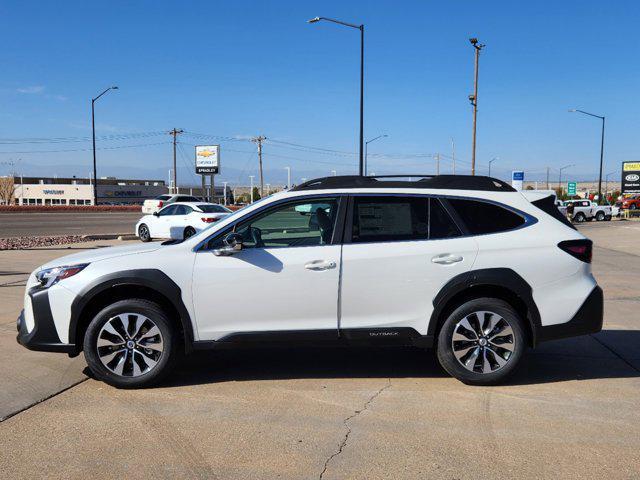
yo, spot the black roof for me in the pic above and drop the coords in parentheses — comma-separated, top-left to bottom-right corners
(292, 175, 516, 192)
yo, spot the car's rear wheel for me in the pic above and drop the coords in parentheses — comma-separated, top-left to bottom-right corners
(138, 224, 151, 242)
(183, 226, 196, 239)
(595, 211, 605, 221)
(83, 299, 178, 388)
(437, 298, 526, 386)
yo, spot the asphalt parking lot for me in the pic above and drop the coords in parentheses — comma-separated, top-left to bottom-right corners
(0, 211, 142, 237)
(0, 221, 638, 479)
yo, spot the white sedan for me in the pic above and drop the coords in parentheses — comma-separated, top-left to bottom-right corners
(135, 202, 232, 242)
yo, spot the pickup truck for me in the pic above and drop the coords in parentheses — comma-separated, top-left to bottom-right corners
(563, 199, 612, 222)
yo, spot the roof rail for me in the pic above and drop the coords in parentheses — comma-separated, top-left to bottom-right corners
(291, 175, 516, 192)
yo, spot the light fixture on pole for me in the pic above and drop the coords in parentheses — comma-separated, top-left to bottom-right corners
(569, 109, 605, 203)
(559, 164, 575, 196)
(309, 16, 365, 175)
(91, 85, 118, 205)
(488, 157, 498, 177)
(364, 134, 388, 176)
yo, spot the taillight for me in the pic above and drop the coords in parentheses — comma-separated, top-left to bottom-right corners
(158, 201, 163, 208)
(558, 239, 592, 263)
(201, 217, 217, 223)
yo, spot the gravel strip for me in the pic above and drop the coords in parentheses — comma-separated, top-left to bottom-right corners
(0, 236, 94, 250)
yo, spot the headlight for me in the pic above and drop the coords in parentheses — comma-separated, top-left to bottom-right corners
(35, 264, 89, 289)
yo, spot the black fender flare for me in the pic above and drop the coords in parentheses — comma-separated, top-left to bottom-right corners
(428, 268, 542, 346)
(69, 269, 195, 352)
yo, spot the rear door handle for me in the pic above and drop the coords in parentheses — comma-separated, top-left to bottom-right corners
(305, 260, 337, 271)
(431, 254, 464, 265)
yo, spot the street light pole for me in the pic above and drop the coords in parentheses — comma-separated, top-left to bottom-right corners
(559, 164, 575, 196)
(364, 134, 388, 176)
(469, 38, 485, 176)
(309, 16, 365, 175)
(569, 109, 605, 203)
(91, 86, 118, 205)
(488, 157, 498, 177)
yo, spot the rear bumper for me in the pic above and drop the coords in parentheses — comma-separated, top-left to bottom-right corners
(16, 288, 76, 354)
(537, 286, 604, 343)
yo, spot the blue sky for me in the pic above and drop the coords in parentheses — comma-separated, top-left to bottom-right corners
(1, 0, 638, 187)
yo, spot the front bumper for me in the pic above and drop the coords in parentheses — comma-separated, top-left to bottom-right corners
(537, 286, 604, 343)
(16, 287, 76, 354)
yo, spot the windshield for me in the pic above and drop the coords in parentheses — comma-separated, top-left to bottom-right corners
(197, 204, 231, 213)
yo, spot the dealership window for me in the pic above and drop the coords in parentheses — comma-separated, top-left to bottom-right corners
(36, 199, 42, 205)
(69, 199, 76, 205)
(45, 199, 51, 205)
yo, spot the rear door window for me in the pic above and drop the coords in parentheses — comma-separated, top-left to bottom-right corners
(447, 198, 525, 234)
(351, 196, 428, 243)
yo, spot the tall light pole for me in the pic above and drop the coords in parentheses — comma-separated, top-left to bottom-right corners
(469, 38, 484, 176)
(488, 157, 498, 177)
(605, 171, 617, 199)
(285, 166, 291, 189)
(364, 134, 388, 175)
(569, 109, 605, 203)
(559, 164, 575, 196)
(91, 86, 118, 205)
(309, 16, 365, 175)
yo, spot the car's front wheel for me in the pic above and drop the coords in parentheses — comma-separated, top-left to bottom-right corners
(574, 212, 586, 223)
(83, 299, 178, 388)
(138, 224, 151, 242)
(436, 298, 526, 386)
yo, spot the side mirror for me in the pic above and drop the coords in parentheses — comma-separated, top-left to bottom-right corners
(153, 211, 160, 216)
(213, 233, 243, 256)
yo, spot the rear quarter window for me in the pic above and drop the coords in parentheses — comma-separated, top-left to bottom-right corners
(447, 198, 525, 235)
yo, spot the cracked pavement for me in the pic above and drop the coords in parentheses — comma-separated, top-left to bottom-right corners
(1, 223, 639, 479)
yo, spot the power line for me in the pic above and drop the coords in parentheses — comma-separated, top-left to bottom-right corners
(0, 142, 170, 155)
(0, 131, 167, 145)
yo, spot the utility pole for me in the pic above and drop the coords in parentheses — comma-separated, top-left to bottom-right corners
(169, 128, 183, 194)
(546, 167, 550, 190)
(451, 138, 456, 175)
(469, 38, 485, 176)
(252, 136, 267, 197)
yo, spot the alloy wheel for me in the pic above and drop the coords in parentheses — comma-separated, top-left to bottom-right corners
(451, 311, 515, 374)
(97, 313, 164, 377)
(139, 225, 149, 240)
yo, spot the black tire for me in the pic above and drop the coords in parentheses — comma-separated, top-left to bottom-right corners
(83, 299, 179, 388)
(574, 212, 586, 223)
(183, 226, 196, 239)
(138, 224, 151, 242)
(595, 211, 605, 221)
(436, 298, 526, 386)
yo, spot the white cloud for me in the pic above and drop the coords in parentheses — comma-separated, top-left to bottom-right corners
(17, 85, 45, 94)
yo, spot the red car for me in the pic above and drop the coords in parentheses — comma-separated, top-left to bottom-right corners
(617, 195, 640, 210)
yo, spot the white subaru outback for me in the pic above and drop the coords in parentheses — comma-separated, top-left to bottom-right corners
(17, 175, 603, 388)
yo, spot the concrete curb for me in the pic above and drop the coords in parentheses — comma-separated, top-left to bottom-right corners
(82, 234, 137, 241)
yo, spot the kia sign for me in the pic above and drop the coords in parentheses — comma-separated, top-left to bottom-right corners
(195, 145, 220, 175)
(512, 171, 524, 191)
(621, 161, 640, 194)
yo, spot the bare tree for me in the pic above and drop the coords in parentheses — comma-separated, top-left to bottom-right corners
(0, 175, 16, 205)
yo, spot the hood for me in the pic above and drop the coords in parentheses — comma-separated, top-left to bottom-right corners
(39, 242, 163, 270)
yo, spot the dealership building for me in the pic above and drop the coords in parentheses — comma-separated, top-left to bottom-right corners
(11, 177, 167, 205)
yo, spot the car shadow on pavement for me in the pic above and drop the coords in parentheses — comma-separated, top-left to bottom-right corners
(156, 330, 640, 388)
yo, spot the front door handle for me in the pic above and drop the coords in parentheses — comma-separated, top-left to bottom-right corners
(431, 254, 464, 265)
(305, 260, 337, 271)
